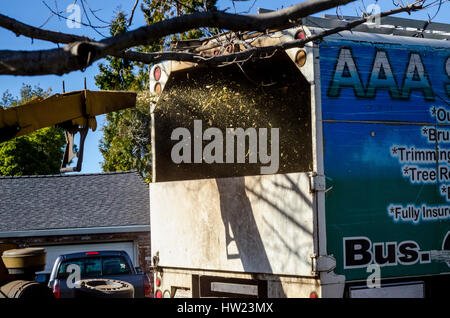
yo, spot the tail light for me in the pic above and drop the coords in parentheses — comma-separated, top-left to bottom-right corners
(155, 290, 162, 298)
(52, 282, 60, 299)
(295, 30, 306, 40)
(86, 251, 98, 255)
(144, 274, 152, 298)
(309, 291, 319, 298)
(153, 66, 162, 81)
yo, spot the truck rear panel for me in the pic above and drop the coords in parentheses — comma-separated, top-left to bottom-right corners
(150, 172, 314, 276)
(149, 49, 322, 297)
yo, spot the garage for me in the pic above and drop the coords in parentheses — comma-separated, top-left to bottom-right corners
(0, 171, 152, 274)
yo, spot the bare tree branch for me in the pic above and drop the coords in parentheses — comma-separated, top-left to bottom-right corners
(128, 0, 140, 26)
(41, 0, 111, 29)
(4, 0, 431, 76)
(79, 0, 109, 37)
(2, 0, 357, 46)
(117, 1, 425, 67)
(82, 0, 111, 25)
(0, 13, 92, 44)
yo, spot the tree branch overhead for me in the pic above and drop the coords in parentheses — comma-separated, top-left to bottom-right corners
(0, 0, 434, 76)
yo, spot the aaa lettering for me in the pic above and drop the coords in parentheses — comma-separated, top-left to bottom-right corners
(328, 47, 445, 101)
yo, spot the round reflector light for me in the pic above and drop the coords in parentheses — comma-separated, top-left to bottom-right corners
(154, 82, 162, 94)
(295, 50, 307, 67)
(296, 30, 306, 40)
(153, 66, 162, 81)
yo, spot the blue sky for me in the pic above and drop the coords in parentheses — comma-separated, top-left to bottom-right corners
(0, 0, 448, 173)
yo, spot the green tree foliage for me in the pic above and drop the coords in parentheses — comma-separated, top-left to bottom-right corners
(0, 84, 66, 176)
(96, 1, 217, 182)
(141, 0, 219, 43)
(100, 91, 152, 182)
(96, 11, 152, 181)
(95, 11, 148, 91)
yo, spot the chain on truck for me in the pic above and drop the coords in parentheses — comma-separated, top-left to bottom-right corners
(149, 13, 450, 298)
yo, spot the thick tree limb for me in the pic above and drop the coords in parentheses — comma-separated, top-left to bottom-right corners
(0, 0, 356, 75)
(101, 0, 357, 51)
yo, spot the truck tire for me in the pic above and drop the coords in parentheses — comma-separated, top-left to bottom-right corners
(0, 280, 54, 299)
(73, 279, 134, 298)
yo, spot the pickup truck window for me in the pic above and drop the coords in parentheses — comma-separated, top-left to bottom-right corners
(57, 256, 131, 278)
(85, 257, 102, 277)
(58, 259, 84, 278)
(102, 256, 131, 275)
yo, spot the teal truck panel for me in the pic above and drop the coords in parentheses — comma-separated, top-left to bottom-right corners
(320, 38, 450, 281)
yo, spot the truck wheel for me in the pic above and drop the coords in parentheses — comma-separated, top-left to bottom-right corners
(0, 280, 54, 299)
(73, 279, 134, 298)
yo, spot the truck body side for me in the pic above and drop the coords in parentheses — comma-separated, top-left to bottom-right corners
(319, 29, 450, 297)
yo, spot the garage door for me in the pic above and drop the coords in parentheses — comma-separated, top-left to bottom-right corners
(35, 241, 136, 273)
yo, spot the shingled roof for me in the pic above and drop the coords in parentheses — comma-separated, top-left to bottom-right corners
(0, 171, 149, 232)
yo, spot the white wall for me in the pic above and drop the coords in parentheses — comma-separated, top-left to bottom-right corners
(151, 172, 315, 276)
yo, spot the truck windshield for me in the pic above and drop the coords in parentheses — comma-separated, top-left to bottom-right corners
(153, 51, 313, 182)
(57, 256, 131, 278)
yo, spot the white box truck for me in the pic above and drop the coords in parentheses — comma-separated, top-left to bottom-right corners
(148, 16, 450, 298)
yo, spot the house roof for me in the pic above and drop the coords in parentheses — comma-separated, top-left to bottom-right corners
(0, 171, 149, 233)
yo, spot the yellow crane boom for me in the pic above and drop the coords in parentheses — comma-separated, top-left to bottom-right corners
(0, 90, 137, 172)
(0, 90, 136, 140)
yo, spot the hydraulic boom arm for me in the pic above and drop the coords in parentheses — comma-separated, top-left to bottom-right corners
(0, 90, 137, 172)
